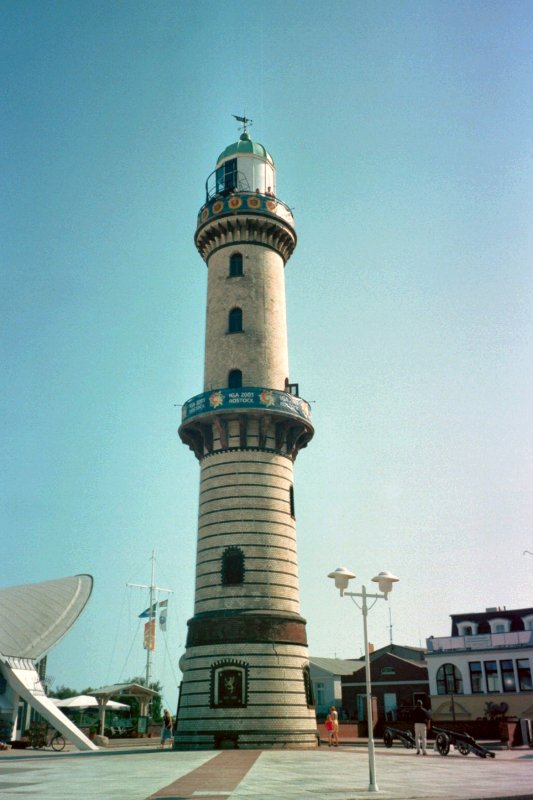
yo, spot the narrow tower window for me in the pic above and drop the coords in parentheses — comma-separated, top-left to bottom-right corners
(228, 307, 243, 333)
(303, 665, 315, 707)
(228, 370, 242, 388)
(229, 253, 243, 277)
(289, 485, 295, 518)
(222, 546, 245, 585)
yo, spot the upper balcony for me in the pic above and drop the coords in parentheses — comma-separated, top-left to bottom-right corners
(198, 165, 294, 226)
(181, 386, 311, 426)
(179, 387, 314, 462)
(427, 630, 533, 653)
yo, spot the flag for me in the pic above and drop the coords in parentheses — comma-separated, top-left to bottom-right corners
(159, 599, 168, 631)
(143, 620, 156, 650)
(139, 602, 157, 619)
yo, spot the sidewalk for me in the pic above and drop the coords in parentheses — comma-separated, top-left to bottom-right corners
(0, 741, 532, 799)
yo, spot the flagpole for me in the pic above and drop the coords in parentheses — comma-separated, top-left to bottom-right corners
(127, 552, 174, 692)
(146, 550, 155, 687)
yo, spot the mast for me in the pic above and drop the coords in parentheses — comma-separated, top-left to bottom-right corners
(127, 550, 173, 687)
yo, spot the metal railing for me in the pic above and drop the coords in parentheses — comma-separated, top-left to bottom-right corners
(427, 630, 533, 651)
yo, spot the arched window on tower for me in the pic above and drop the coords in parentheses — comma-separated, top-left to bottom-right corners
(228, 370, 242, 388)
(229, 253, 243, 277)
(221, 546, 245, 585)
(302, 665, 315, 707)
(228, 307, 243, 333)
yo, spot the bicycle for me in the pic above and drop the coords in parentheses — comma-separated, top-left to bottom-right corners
(48, 731, 66, 751)
(28, 722, 66, 751)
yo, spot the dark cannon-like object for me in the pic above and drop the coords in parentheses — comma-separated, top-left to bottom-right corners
(383, 726, 416, 749)
(432, 725, 496, 759)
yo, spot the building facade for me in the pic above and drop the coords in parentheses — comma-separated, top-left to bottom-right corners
(309, 657, 358, 718)
(341, 644, 429, 724)
(426, 607, 533, 721)
(175, 126, 317, 749)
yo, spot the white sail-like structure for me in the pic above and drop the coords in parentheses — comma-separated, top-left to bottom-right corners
(0, 574, 98, 750)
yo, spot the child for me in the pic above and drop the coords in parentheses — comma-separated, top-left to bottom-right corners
(325, 713, 334, 747)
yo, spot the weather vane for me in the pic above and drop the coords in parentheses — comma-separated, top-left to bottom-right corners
(233, 113, 253, 135)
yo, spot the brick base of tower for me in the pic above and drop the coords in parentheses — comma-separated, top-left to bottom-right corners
(175, 630, 318, 750)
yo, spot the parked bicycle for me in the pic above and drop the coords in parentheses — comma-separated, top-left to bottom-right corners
(28, 721, 66, 751)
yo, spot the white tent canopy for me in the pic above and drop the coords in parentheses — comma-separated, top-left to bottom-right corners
(52, 695, 129, 710)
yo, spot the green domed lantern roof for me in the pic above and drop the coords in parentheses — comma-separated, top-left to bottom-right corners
(216, 133, 274, 167)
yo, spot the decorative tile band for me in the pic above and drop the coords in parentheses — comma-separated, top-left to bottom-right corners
(198, 193, 292, 227)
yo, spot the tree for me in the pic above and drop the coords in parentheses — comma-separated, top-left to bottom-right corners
(48, 685, 79, 700)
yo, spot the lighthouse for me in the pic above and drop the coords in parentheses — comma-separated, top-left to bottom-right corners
(176, 121, 317, 749)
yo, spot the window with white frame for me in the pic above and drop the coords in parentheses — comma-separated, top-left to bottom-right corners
(490, 618, 510, 634)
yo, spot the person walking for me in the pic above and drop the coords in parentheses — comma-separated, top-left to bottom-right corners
(330, 705, 339, 747)
(160, 708, 173, 749)
(325, 714, 334, 747)
(413, 700, 430, 755)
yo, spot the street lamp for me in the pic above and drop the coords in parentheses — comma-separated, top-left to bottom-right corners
(328, 566, 400, 793)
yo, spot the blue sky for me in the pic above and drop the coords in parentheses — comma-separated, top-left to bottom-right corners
(2, 1, 532, 713)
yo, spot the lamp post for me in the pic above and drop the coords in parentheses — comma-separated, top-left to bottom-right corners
(328, 567, 400, 793)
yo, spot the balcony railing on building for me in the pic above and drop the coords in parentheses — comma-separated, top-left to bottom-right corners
(427, 631, 533, 652)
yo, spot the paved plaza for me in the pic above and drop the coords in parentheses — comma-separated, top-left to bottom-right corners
(0, 743, 532, 800)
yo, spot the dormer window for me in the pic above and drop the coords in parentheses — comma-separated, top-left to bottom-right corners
(458, 621, 478, 636)
(490, 618, 510, 634)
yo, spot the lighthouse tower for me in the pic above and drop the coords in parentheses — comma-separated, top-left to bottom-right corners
(176, 122, 317, 749)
